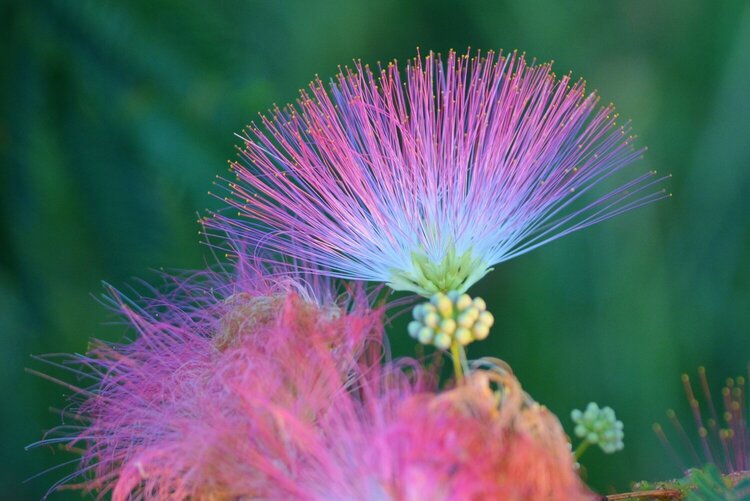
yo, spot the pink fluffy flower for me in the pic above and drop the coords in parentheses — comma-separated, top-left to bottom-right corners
(209, 49, 668, 295)
(36, 255, 593, 499)
(33, 254, 377, 498)
(302, 366, 596, 500)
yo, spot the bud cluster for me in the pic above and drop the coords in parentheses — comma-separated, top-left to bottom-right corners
(408, 291, 494, 350)
(571, 402, 624, 454)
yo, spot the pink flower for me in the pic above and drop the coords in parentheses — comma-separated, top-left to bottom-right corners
(37, 255, 592, 499)
(35, 254, 383, 498)
(209, 49, 668, 295)
(305, 368, 596, 500)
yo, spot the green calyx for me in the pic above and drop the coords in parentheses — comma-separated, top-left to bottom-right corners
(387, 245, 492, 296)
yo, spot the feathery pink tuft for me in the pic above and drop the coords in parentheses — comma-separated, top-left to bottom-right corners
(298, 367, 596, 500)
(208, 49, 668, 295)
(32, 254, 382, 498)
(35, 260, 592, 499)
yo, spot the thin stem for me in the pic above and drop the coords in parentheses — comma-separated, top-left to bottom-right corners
(574, 440, 591, 460)
(450, 341, 464, 385)
(605, 490, 682, 500)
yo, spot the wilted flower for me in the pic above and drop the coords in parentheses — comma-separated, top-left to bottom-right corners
(305, 366, 596, 500)
(209, 49, 668, 296)
(33, 252, 594, 499)
(30, 252, 380, 498)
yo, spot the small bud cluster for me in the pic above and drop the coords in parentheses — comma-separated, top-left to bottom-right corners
(408, 291, 494, 350)
(571, 402, 624, 454)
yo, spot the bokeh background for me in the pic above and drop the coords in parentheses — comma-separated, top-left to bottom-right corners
(2, 0, 749, 498)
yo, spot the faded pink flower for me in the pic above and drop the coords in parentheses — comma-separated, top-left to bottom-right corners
(36, 257, 592, 499)
(304, 367, 596, 500)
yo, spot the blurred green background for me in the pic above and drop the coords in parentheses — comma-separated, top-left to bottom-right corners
(2, 0, 749, 498)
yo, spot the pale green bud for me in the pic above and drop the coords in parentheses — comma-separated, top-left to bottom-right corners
(456, 293, 473, 311)
(434, 332, 452, 350)
(478, 310, 494, 328)
(473, 324, 490, 340)
(423, 312, 440, 328)
(455, 327, 473, 346)
(440, 318, 457, 336)
(417, 327, 434, 344)
(407, 321, 422, 338)
(473, 297, 487, 311)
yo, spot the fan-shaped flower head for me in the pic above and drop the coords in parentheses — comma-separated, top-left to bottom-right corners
(209, 49, 669, 296)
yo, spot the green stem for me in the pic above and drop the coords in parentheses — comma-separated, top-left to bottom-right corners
(573, 440, 591, 460)
(450, 341, 465, 385)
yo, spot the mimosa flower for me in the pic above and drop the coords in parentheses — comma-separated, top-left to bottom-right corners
(33, 255, 593, 500)
(210, 49, 668, 296)
(305, 366, 596, 500)
(31, 253, 383, 499)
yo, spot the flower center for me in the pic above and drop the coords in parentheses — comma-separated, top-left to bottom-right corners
(387, 246, 492, 296)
